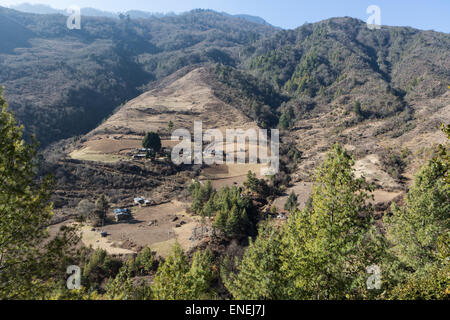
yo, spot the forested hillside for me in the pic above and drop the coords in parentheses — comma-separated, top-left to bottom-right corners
(0, 5, 449, 301)
(0, 7, 448, 147)
(0, 7, 275, 146)
(244, 17, 449, 120)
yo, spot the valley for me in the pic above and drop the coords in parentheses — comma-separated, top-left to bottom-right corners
(1, 4, 449, 301)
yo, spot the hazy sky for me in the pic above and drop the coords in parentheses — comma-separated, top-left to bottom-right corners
(1, 0, 449, 32)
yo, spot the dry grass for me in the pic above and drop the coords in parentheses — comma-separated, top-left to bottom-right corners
(69, 148, 124, 163)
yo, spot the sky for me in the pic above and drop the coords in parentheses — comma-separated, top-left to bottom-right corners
(0, 0, 449, 32)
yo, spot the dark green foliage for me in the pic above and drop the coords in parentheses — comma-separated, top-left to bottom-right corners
(142, 132, 161, 152)
(212, 186, 257, 238)
(223, 221, 287, 299)
(211, 64, 286, 128)
(151, 244, 217, 299)
(0, 91, 81, 299)
(105, 258, 152, 300)
(225, 144, 387, 299)
(384, 127, 449, 299)
(0, 7, 276, 146)
(284, 191, 298, 213)
(188, 180, 258, 238)
(167, 120, 174, 131)
(278, 106, 295, 129)
(92, 194, 109, 226)
(353, 101, 362, 118)
(247, 18, 449, 121)
(134, 247, 156, 275)
(280, 144, 384, 299)
(82, 249, 122, 290)
(243, 170, 277, 198)
(188, 180, 215, 216)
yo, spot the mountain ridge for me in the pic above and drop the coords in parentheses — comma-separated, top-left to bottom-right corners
(0, 7, 448, 148)
(9, 3, 275, 27)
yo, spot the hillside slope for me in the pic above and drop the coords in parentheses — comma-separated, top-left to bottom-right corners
(0, 9, 449, 157)
(245, 17, 449, 119)
(43, 66, 272, 214)
(0, 7, 276, 146)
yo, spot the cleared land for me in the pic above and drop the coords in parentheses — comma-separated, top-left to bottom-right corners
(62, 67, 449, 259)
(92, 201, 204, 257)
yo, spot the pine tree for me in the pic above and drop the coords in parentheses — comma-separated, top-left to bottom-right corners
(353, 101, 362, 118)
(385, 125, 449, 299)
(281, 144, 384, 299)
(202, 198, 216, 219)
(214, 209, 228, 233)
(284, 191, 298, 213)
(0, 90, 75, 299)
(225, 205, 241, 237)
(189, 180, 215, 215)
(142, 131, 161, 153)
(387, 160, 448, 270)
(105, 264, 137, 300)
(134, 247, 155, 275)
(188, 248, 216, 299)
(93, 194, 109, 226)
(224, 221, 287, 299)
(151, 244, 215, 299)
(278, 107, 295, 129)
(151, 243, 191, 300)
(105, 261, 151, 300)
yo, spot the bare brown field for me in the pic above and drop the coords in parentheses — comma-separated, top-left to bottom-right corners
(78, 201, 206, 258)
(354, 154, 401, 190)
(88, 67, 255, 138)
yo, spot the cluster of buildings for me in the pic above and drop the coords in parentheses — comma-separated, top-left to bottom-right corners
(113, 208, 131, 222)
(128, 148, 152, 160)
(111, 196, 152, 223)
(128, 147, 170, 161)
(134, 197, 152, 206)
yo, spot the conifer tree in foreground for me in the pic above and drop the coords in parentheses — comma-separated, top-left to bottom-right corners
(151, 243, 216, 300)
(225, 144, 386, 299)
(223, 221, 286, 299)
(280, 144, 385, 299)
(385, 124, 449, 299)
(0, 90, 79, 299)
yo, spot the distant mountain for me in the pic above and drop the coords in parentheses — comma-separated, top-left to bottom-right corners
(9, 3, 61, 14)
(244, 17, 449, 120)
(9, 3, 273, 26)
(125, 10, 177, 19)
(0, 6, 448, 148)
(79, 7, 117, 18)
(0, 7, 276, 146)
(221, 12, 277, 28)
(9, 3, 164, 18)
